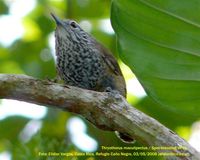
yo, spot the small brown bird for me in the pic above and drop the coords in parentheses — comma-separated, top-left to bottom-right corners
(51, 13, 133, 143)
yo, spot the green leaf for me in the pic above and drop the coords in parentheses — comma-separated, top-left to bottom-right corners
(135, 97, 198, 130)
(0, 116, 29, 142)
(66, 0, 111, 19)
(111, 0, 200, 117)
(0, 1, 8, 14)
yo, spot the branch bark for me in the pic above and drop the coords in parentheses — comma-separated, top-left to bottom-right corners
(0, 74, 199, 160)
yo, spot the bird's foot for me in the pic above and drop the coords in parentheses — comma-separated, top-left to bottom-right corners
(45, 76, 59, 83)
(105, 87, 121, 99)
(105, 87, 128, 111)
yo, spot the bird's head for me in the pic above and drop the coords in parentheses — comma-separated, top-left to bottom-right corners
(51, 13, 90, 43)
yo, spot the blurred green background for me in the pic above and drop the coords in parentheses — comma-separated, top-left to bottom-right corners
(0, 0, 199, 160)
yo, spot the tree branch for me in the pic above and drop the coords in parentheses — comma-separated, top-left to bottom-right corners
(0, 74, 199, 160)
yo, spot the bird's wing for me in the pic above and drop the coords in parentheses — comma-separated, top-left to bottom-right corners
(95, 42, 122, 76)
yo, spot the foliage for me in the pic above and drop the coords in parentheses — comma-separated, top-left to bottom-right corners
(111, 0, 200, 117)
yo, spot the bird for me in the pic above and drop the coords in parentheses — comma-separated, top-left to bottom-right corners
(51, 13, 134, 143)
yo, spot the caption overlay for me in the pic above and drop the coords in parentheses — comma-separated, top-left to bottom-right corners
(38, 145, 190, 158)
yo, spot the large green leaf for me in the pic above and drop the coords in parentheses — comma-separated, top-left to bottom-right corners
(135, 97, 198, 130)
(111, 0, 200, 117)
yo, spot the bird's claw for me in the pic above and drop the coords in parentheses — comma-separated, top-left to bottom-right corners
(105, 87, 121, 99)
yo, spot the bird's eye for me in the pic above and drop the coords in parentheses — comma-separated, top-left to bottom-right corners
(70, 21, 77, 28)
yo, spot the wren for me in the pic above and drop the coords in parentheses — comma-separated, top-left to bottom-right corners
(51, 13, 133, 143)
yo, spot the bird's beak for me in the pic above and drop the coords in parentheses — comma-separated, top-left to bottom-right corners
(51, 13, 63, 26)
